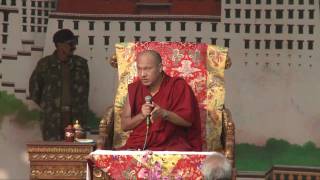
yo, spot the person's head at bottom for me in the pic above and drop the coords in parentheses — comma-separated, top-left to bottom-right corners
(201, 152, 232, 180)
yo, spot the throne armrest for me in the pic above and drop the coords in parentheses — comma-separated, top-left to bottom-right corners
(109, 53, 118, 68)
(97, 106, 114, 150)
(221, 107, 235, 167)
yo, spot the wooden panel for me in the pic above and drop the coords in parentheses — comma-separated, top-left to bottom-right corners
(265, 166, 320, 180)
(27, 141, 95, 180)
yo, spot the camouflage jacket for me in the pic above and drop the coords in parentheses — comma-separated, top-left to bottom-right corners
(29, 51, 89, 140)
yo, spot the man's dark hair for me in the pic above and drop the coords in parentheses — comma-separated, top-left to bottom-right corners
(53, 29, 76, 44)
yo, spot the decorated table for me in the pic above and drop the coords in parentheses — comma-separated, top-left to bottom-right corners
(87, 150, 217, 179)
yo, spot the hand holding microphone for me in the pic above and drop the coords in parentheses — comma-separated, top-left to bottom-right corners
(142, 96, 167, 124)
(142, 96, 153, 150)
(142, 96, 153, 126)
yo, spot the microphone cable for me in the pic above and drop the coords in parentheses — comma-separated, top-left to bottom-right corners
(142, 118, 150, 150)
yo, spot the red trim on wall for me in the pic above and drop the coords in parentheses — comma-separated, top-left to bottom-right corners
(50, 12, 220, 22)
(56, 0, 221, 16)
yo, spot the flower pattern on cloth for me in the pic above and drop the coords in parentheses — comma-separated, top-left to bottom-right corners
(113, 42, 228, 151)
(93, 151, 210, 179)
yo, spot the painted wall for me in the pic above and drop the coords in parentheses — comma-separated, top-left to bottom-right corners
(225, 48, 320, 146)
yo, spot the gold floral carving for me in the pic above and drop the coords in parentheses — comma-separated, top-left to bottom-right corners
(30, 165, 86, 178)
(28, 147, 93, 154)
(29, 153, 87, 161)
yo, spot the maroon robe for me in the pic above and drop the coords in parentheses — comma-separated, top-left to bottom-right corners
(120, 74, 202, 151)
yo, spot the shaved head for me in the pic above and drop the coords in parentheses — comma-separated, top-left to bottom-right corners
(136, 50, 163, 88)
(137, 50, 162, 65)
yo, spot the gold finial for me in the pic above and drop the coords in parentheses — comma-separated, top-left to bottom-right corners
(74, 120, 81, 129)
(109, 53, 118, 68)
(225, 55, 232, 69)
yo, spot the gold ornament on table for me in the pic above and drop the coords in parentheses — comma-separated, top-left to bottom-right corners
(64, 124, 75, 142)
(74, 120, 86, 139)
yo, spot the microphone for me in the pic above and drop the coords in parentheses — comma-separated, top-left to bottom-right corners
(144, 96, 152, 126)
(143, 95, 152, 150)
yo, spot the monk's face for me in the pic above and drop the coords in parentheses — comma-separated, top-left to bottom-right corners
(137, 54, 162, 87)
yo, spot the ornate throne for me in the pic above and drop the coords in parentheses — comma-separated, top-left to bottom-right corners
(98, 42, 235, 166)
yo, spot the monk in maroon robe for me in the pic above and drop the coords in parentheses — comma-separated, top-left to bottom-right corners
(120, 50, 202, 151)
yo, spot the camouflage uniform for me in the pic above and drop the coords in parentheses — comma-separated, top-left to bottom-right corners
(29, 51, 89, 140)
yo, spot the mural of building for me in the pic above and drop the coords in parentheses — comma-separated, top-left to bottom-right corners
(0, 0, 57, 102)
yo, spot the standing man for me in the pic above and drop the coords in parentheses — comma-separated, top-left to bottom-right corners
(120, 50, 202, 151)
(29, 29, 89, 141)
